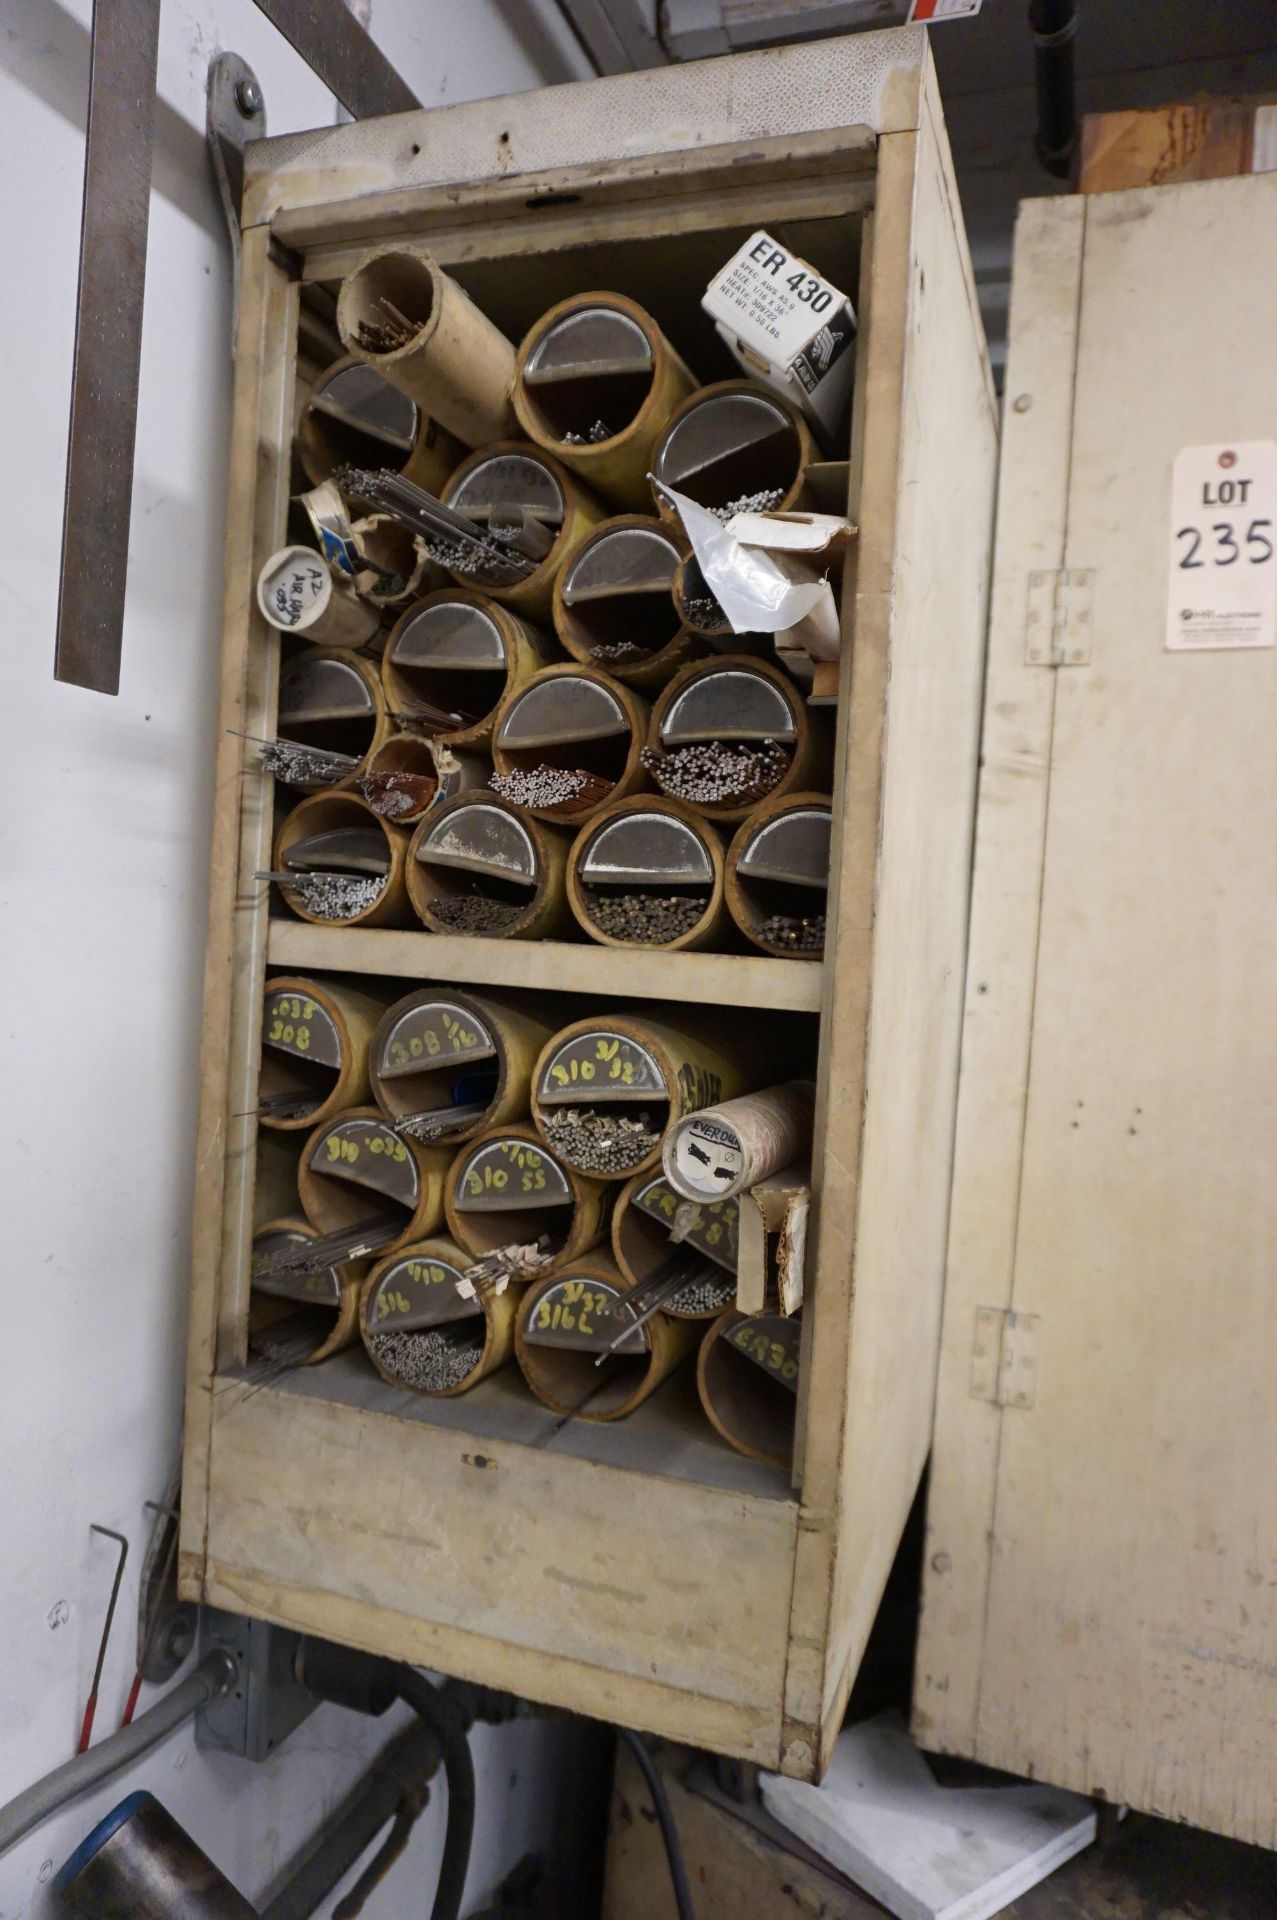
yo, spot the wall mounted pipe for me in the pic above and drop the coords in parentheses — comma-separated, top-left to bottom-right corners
(1031, 0, 1079, 179)
(515, 1252, 698, 1421)
(369, 987, 557, 1143)
(405, 792, 572, 940)
(257, 545, 382, 648)
(335, 247, 518, 448)
(441, 443, 604, 621)
(258, 974, 388, 1132)
(645, 656, 827, 825)
(697, 1309, 800, 1467)
(297, 353, 463, 496)
(445, 1123, 611, 1274)
(513, 293, 696, 511)
(298, 1105, 451, 1255)
(360, 1235, 516, 1396)
(490, 664, 651, 824)
(530, 1010, 751, 1182)
(651, 380, 815, 523)
(552, 515, 699, 689)
(724, 789, 832, 957)
(382, 588, 552, 748)
(565, 795, 728, 951)
(272, 791, 411, 928)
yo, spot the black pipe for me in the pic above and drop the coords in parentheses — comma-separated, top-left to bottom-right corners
(260, 1720, 442, 1920)
(1029, 0, 1078, 178)
(392, 1669, 477, 1920)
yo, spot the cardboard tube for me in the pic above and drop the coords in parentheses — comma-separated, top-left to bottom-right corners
(697, 1309, 799, 1466)
(651, 379, 816, 525)
(275, 646, 392, 795)
(513, 293, 697, 511)
(445, 1123, 611, 1274)
(297, 353, 463, 494)
(335, 247, 518, 448)
(724, 790, 832, 957)
(382, 587, 552, 750)
(646, 655, 828, 826)
(441, 443, 605, 622)
(491, 664, 651, 825)
(663, 1081, 815, 1203)
(369, 989, 558, 1143)
(515, 1252, 698, 1421)
(530, 1009, 753, 1183)
(250, 1216, 364, 1366)
(298, 1104, 450, 1255)
(273, 792, 411, 928)
(405, 792, 571, 941)
(552, 515, 700, 690)
(349, 514, 442, 609)
(359, 1235, 517, 1396)
(611, 1172, 738, 1320)
(259, 974, 390, 1133)
(257, 545, 381, 647)
(565, 795, 728, 952)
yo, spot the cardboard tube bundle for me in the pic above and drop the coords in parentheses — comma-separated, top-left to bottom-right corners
(612, 1171, 738, 1321)
(698, 1309, 800, 1466)
(256, 545, 381, 648)
(725, 790, 832, 957)
(566, 795, 727, 952)
(258, 974, 389, 1132)
(663, 1080, 815, 1203)
(355, 732, 479, 827)
(491, 664, 650, 824)
(359, 1235, 516, 1396)
(298, 1105, 450, 1256)
(645, 655, 827, 826)
(530, 1010, 751, 1182)
(274, 648, 391, 794)
(382, 588, 551, 749)
(513, 293, 696, 512)
(515, 1252, 698, 1421)
(369, 989, 557, 1145)
(249, 1217, 364, 1367)
(441, 444, 604, 621)
(446, 1123, 611, 1275)
(553, 515, 699, 690)
(297, 354, 463, 495)
(336, 247, 518, 448)
(406, 792, 571, 940)
(273, 792, 410, 928)
(651, 380, 815, 523)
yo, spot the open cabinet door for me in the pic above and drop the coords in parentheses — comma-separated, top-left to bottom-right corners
(917, 175, 1277, 1845)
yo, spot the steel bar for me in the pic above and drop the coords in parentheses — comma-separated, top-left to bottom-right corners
(54, 0, 162, 696)
(250, 0, 421, 117)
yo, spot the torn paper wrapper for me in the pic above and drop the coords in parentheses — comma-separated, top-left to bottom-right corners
(655, 481, 851, 664)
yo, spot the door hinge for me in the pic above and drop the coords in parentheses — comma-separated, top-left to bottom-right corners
(1025, 567, 1094, 665)
(970, 1307, 1041, 1409)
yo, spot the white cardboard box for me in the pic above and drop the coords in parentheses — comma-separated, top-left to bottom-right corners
(702, 229, 856, 440)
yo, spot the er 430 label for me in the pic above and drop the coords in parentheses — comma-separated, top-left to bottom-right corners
(1167, 441, 1277, 652)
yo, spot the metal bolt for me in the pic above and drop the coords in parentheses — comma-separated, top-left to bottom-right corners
(1013, 393, 1033, 413)
(931, 1551, 953, 1574)
(164, 1614, 195, 1665)
(236, 77, 263, 117)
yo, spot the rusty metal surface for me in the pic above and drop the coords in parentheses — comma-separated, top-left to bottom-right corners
(54, 0, 161, 696)
(251, 0, 420, 117)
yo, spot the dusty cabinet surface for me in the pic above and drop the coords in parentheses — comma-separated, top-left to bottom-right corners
(179, 28, 995, 1779)
(916, 176, 1277, 1843)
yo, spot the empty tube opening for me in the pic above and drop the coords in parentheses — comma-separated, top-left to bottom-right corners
(302, 362, 420, 480)
(567, 594, 681, 670)
(304, 1165, 410, 1239)
(521, 305, 655, 447)
(522, 1341, 651, 1419)
(702, 1329, 796, 1462)
(656, 393, 803, 516)
(355, 519, 421, 602)
(376, 1057, 500, 1130)
(259, 1048, 340, 1124)
(366, 1312, 488, 1393)
(344, 251, 436, 355)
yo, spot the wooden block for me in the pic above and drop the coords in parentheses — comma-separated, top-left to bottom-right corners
(1079, 100, 1277, 194)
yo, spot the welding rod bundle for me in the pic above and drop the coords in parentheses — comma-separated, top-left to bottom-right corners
(368, 987, 558, 1144)
(565, 795, 728, 952)
(359, 1234, 520, 1397)
(250, 1214, 365, 1368)
(514, 1251, 699, 1422)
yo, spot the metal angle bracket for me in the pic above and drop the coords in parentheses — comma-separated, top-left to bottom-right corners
(1024, 566, 1095, 666)
(208, 53, 267, 290)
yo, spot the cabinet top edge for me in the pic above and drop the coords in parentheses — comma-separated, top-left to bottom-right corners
(243, 26, 926, 229)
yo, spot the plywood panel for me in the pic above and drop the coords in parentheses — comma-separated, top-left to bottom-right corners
(926, 172, 1277, 1845)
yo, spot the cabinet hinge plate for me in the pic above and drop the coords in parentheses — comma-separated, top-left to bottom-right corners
(1025, 567, 1095, 665)
(971, 1307, 1041, 1409)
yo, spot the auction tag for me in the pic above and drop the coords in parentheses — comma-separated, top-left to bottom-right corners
(907, 0, 982, 19)
(1167, 441, 1277, 651)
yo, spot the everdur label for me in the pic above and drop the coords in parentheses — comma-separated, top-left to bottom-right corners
(1166, 441, 1277, 651)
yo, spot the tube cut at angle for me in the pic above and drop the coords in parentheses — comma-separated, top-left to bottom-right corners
(336, 246, 518, 448)
(663, 1080, 816, 1202)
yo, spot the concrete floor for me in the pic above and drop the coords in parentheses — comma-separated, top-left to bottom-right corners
(1004, 1808, 1277, 1919)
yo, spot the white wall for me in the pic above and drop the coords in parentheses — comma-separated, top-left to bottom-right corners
(0, 1, 593, 1913)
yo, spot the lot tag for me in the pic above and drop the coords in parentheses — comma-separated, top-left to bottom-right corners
(1167, 441, 1277, 651)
